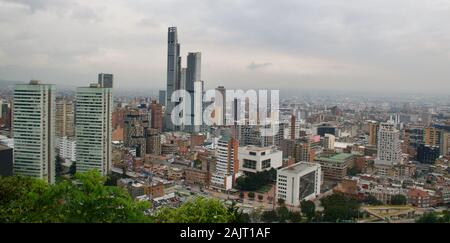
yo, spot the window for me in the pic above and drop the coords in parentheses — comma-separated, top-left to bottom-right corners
(243, 159, 257, 169)
(262, 159, 271, 169)
(249, 152, 257, 156)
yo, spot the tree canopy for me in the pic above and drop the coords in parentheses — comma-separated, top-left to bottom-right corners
(320, 193, 361, 222)
(0, 171, 150, 223)
(390, 194, 407, 205)
(152, 197, 246, 223)
(235, 169, 276, 191)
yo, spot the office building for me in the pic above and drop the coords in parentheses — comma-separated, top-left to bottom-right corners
(13, 80, 55, 184)
(98, 73, 113, 88)
(416, 144, 440, 164)
(323, 133, 335, 150)
(314, 153, 353, 181)
(375, 121, 402, 166)
(150, 100, 163, 132)
(124, 109, 149, 158)
(164, 27, 182, 131)
(0, 144, 13, 177)
(146, 128, 161, 155)
(185, 52, 201, 132)
(55, 98, 75, 138)
(442, 132, 450, 156)
(239, 146, 282, 174)
(424, 127, 441, 147)
(317, 123, 337, 137)
(211, 132, 239, 190)
(75, 83, 112, 176)
(368, 121, 379, 146)
(58, 136, 76, 162)
(158, 90, 166, 107)
(276, 162, 321, 207)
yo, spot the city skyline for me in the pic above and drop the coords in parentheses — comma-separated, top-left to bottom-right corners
(1, 0, 450, 94)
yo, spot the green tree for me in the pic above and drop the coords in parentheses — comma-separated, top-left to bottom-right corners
(276, 206, 291, 223)
(320, 193, 360, 222)
(235, 169, 276, 191)
(0, 170, 151, 223)
(300, 200, 316, 221)
(416, 212, 440, 223)
(152, 197, 235, 223)
(261, 210, 278, 222)
(365, 195, 383, 205)
(390, 194, 407, 205)
(277, 198, 285, 206)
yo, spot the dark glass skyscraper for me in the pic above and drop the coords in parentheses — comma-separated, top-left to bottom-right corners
(164, 27, 181, 131)
(98, 73, 113, 88)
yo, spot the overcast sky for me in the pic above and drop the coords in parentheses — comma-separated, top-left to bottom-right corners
(1, 0, 450, 94)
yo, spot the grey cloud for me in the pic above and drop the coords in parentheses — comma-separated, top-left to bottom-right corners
(247, 62, 272, 70)
(0, 0, 450, 93)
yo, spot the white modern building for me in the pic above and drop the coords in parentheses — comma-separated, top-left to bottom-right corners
(323, 133, 335, 150)
(276, 162, 321, 207)
(13, 80, 55, 184)
(75, 83, 112, 176)
(57, 136, 76, 163)
(239, 146, 282, 174)
(211, 133, 239, 190)
(375, 121, 402, 167)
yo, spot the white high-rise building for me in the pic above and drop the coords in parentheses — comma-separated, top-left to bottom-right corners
(75, 83, 112, 176)
(276, 162, 321, 207)
(13, 80, 55, 184)
(211, 133, 239, 190)
(323, 133, 335, 150)
(57, 136, 76, 163)
(375, 121, 402, 166)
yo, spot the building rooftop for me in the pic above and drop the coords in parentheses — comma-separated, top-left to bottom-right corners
(279, 161, 319, 175)
(315, 153, 354, 163)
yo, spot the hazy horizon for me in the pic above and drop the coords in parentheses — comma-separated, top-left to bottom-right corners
(1, 0, 450, 94)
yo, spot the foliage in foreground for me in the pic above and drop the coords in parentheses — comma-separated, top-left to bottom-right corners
(152, 197, 250, 223)
(416, 211, 450, 223)
(0, 172, 248, 223)
(0, 171, 151, 223)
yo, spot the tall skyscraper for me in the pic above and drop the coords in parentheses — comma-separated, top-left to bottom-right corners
(55, 98, 75, 138)
(13, 80, 55, 184)
(75, 83, 112, 176)
(98, 73, 114, 88)
(185, 52, 201, 132)
(164, 27, 181, 131)
(375, 121, 402, 166)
